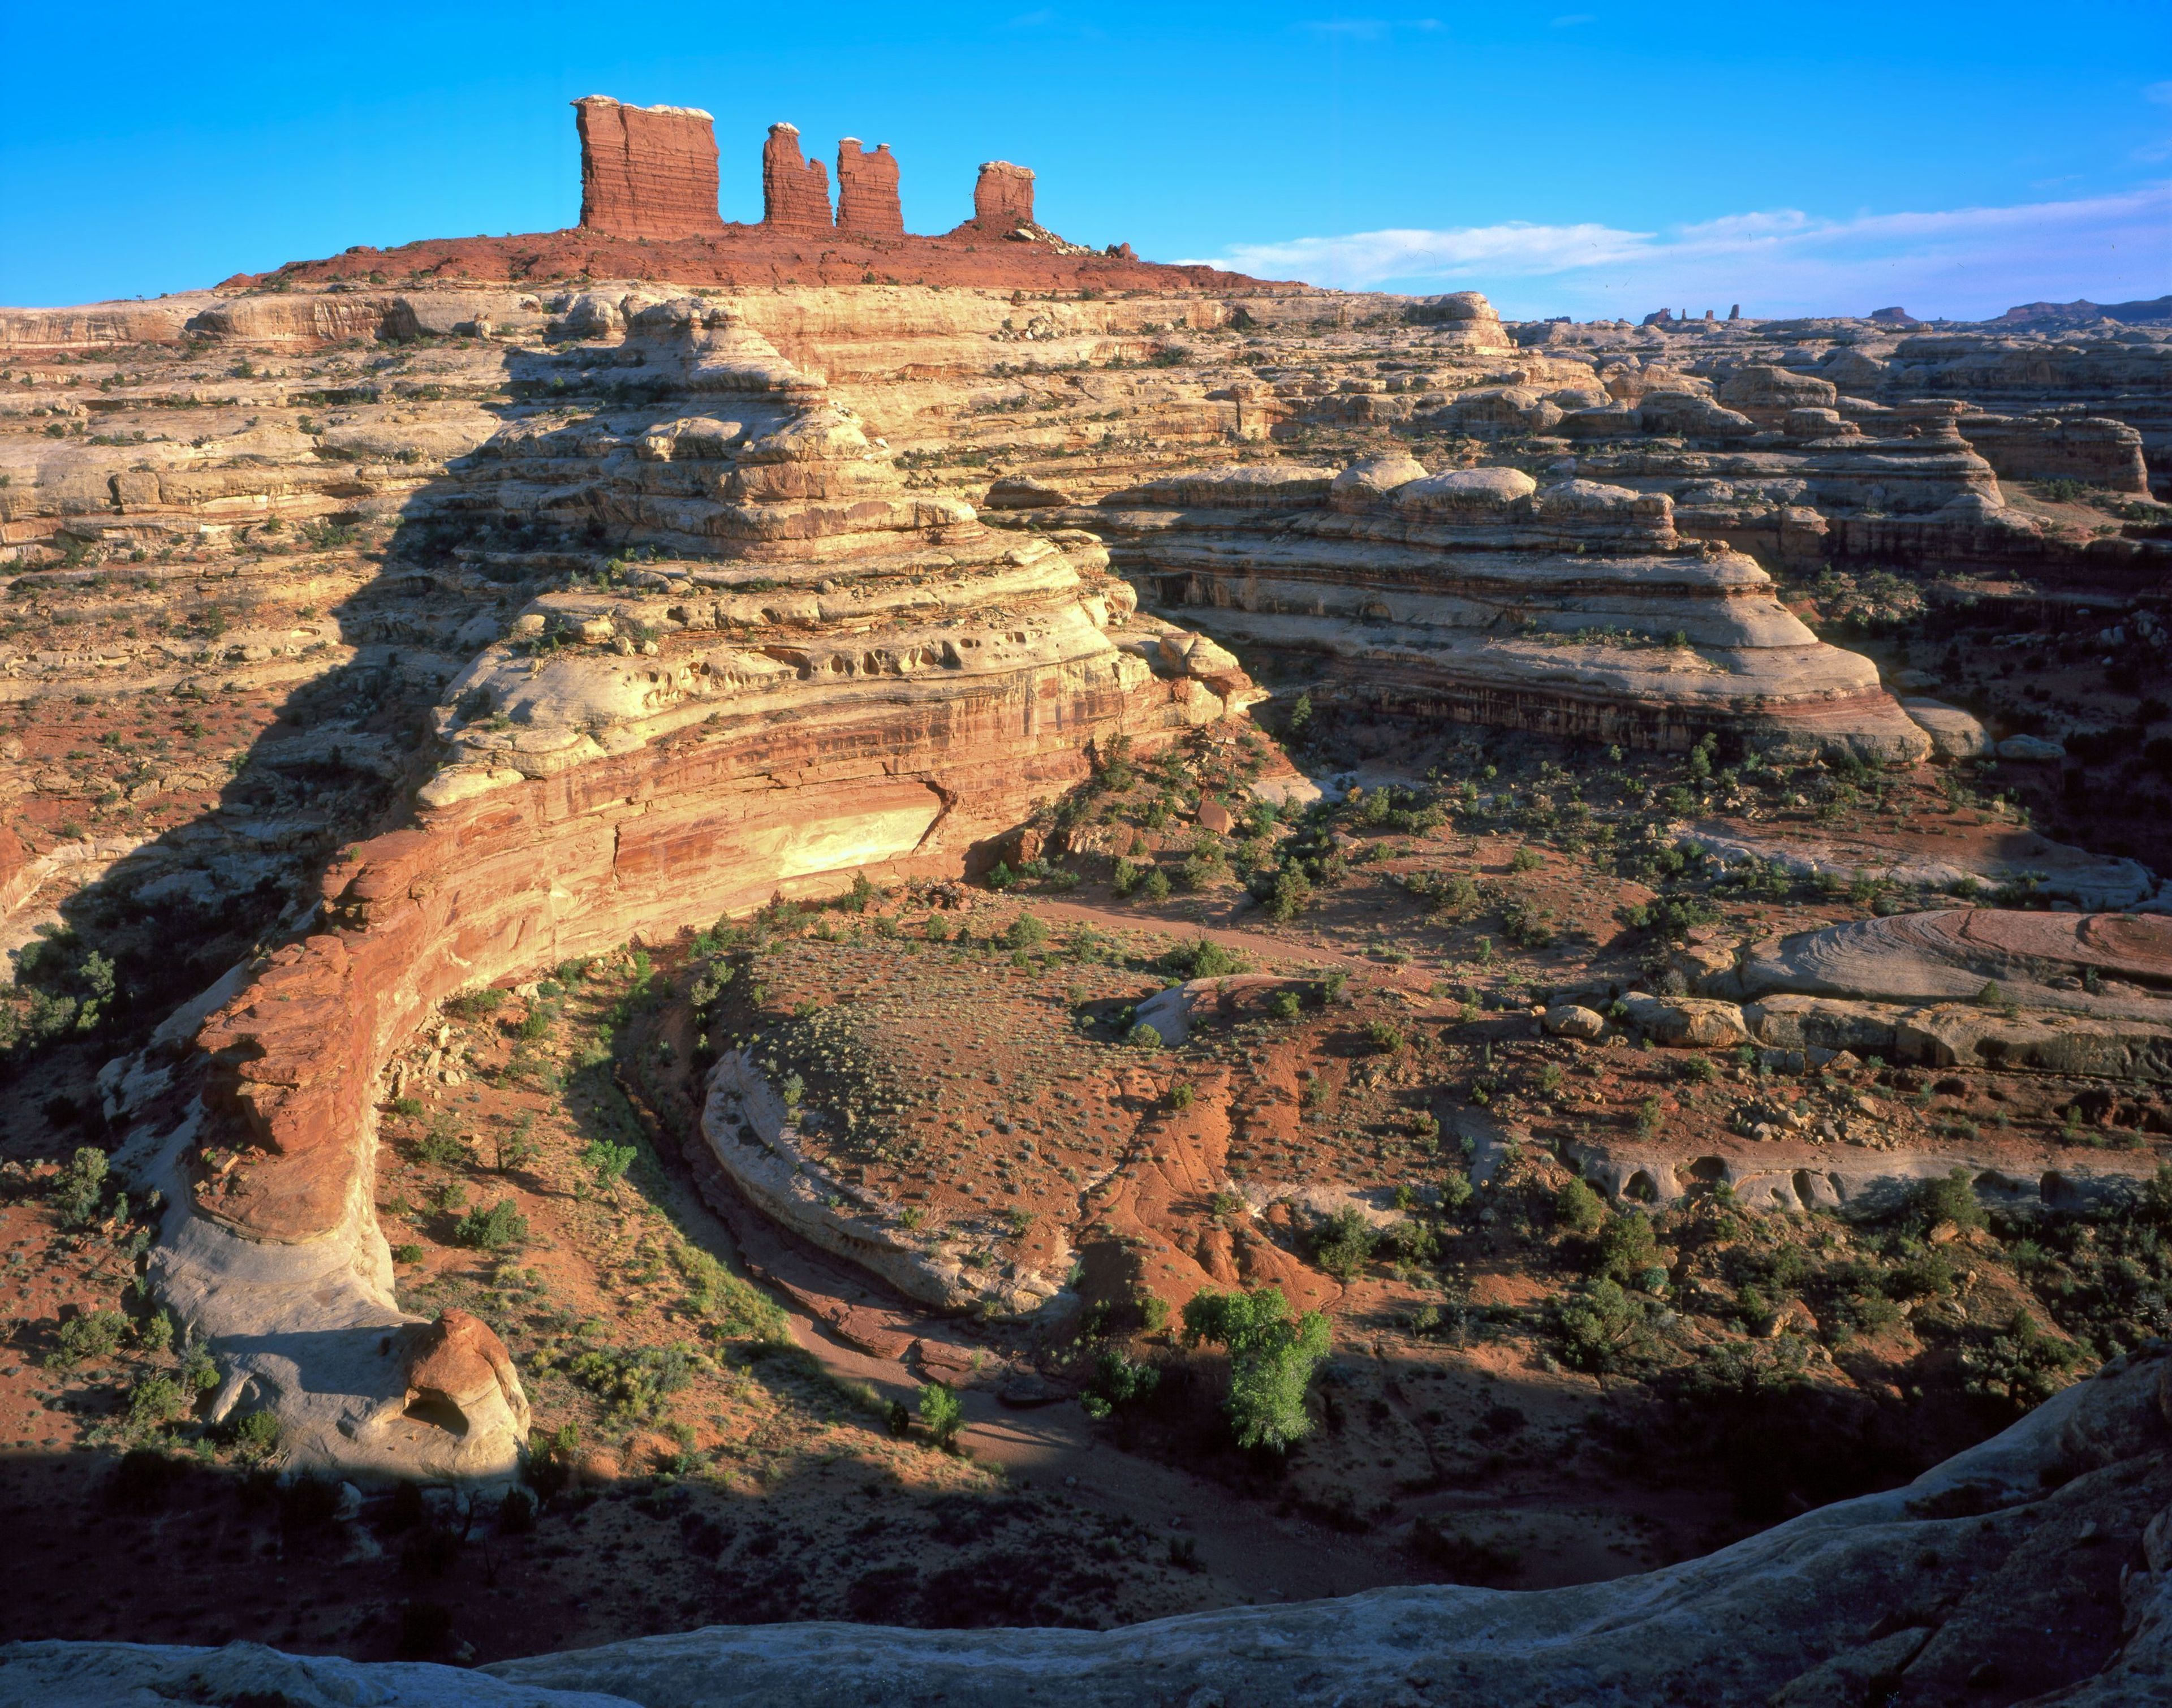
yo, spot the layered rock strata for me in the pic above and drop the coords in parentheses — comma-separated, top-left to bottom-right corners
(834, 139, 903, 235)
(11, 1340, 2172, 1705)
(101, 301, 1255, 1476)
(968, 161, 1035, 232)
(572, 96, 726, 242)
(1553, 909, 2172, 1214)
(1068, 456, 1931, 762)
(762, 123, 833, 234)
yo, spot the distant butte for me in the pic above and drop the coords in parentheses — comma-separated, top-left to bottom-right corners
(223, 97, 1279, 295)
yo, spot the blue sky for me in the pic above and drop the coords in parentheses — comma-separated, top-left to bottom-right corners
(3, 2, 2166, 319)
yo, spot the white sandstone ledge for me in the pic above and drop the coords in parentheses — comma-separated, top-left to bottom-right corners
(700, 1049, 1074, 1319)
(5, 1346, 2167, 1706)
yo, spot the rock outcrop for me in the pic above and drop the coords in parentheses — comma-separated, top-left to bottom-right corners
(8, 1339, 2172, 1704)
(1068, 457, 1930, 763)
(95, 299, 1256, 1478)
(834, 139, 904, 236)
(761, 123, 833, 233)
(967, 160, 1035, 232)
(573, 96, 725, 242)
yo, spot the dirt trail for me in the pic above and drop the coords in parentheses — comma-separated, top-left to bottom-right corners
(771, 1300, 1403, 1605)
(1028, 898, 1417, 985)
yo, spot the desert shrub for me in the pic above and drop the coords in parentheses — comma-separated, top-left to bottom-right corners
(126, 1373, 188, 1433)
(443, 986, 506, 1021)
(1548, 1279, 1649, 1373)
(1181, 1285, 1331, 1451)
(1961, 1310, 2079, 1415)
(671, 1243, 790, 1344)
(231, 1408, 281, 1456)
(1263, 866, 1313, 921)
(1311, 1206, 1377, 1278)
(1128, 1022, 1163, 1050)
(1168, 1082, 1196, 1110)
(1362, 1019, 1405, 1055)
(498, 1487, 537, 1534)
(454, 1200, 529, 1252)
(49, 1146, 112, 1230)
(579, 1138, 637, 1185)
(1382, 1218, 1438, 1265)
(1003, 913, 1048, 951)
(566, 1343, 695, 1422)
(918, 1381, 964, 1448)
(1080, 1348, 1161, 1418)
(1592, 1210, 1660, 1284)
(1509, 847, 1544, 873)
(1269, 990, 1302, 1021)
(46, 1308, 127, 1369)
(1161, 938, 1249, 979)
(415, 1118, 469, 1169)
(1914, 1168, 1985, 1232)
(1554, 1178, 1606, 1235)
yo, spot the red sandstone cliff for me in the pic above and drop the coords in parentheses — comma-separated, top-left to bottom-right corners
(573, 96, 725, 241)
(763, 124, 833, 234)
(835, 139, 904, 236)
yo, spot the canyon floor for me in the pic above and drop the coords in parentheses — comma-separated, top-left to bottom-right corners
(3, 697, 2166, 1668)
(0, 265, 2169, 1702)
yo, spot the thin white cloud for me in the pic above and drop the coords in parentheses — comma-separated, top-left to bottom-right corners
(1192, 183, 2172, 321)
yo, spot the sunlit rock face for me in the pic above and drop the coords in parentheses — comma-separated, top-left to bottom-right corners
(1068, 458, 1931, 765)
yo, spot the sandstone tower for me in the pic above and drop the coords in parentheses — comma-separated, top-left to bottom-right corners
(970, 161, 1035, 232)
(835, 139, 904, 236)
(571, 96, 725, 241)
(762, 123, 833, 233)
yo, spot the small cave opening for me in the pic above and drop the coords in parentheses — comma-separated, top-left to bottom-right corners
(403, 1394, 471, 1438)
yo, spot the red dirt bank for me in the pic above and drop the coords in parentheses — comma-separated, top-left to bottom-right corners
(219, 228, 1281, 296)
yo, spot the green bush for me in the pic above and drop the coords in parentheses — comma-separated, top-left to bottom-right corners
(50, 1147, 111, 1230)
(1181, 1286, 1331, 1451)
(126, 1374, 188, 1433)
(1549, 1279, 1648, 1372)
(566, 1343, 695, 1422)
(1162, 938, 1249, 979)
(1080, 1348, 1161, 1418)
(1128, 1022, 1163, 1050)
(1269, 990, 1302, 1021)
(918, 1381, 964, 1448)
(1962, 1310, 2079, 1414)
(1593, 1211, 1660, 1284)
(391, 1243, 426, 1265)
(1003, 913, 1049, 951)
(1311, 1206, 1377, 1279)
(443, 986, 506, 1021)
(580, 1138, 637, 1185)
(1264, 866, 1313, 921)
(454, 1200, 529, 1252)
(46, 1308, 127, 1369)
(1554, 1178, 1606, 1235)
(231, 1408, 281, 1455)
(1363, 1019, 1405, 1055)
(1914, 1168, 1985, 1231)
(416, 1118, 470, 1168)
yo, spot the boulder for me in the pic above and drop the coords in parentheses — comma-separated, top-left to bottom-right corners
(1998, 734, 2067, 762)
(1542, 1003, 1606, 1040)
(1619, 993, 1752, 1047)
(1901, 697, 1993, 758)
